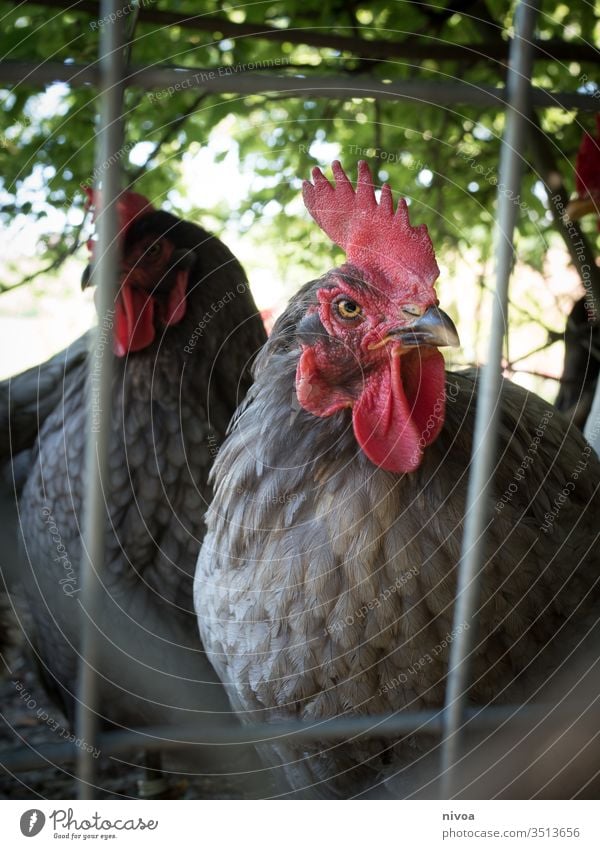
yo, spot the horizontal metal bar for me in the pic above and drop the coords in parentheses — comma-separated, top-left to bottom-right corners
(0, 61, 597, 110)
(20, 0, 600, 65)
(0, 705, 551, 773)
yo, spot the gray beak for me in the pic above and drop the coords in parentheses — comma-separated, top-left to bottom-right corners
(390, 305, 460, 349)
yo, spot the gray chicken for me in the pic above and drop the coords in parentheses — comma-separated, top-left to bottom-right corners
(195, 161, 600, 798)
(3, 190, 267, 761)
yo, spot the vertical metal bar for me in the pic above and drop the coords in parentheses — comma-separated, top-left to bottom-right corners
(75, 1, 126, 799)
(440, 0, 539, 798)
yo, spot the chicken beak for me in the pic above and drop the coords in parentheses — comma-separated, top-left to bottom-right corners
(389, 305, 460, 349)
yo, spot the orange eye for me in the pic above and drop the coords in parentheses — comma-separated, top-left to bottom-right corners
(335, 299, 363, 320)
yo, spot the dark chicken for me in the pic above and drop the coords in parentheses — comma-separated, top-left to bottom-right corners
(554, 296, 600, 428)
(0, 339, 88, 670)
(4, 190, 266, 749)
(195, 162, 600, 798)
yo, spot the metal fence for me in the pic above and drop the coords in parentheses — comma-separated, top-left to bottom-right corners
(1, 0, 598, 800)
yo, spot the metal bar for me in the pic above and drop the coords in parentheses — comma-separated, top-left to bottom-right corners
(74, 0, 126, 800)
(19, 0, 600, 64)
(0, 60, 597, 111)
(0, 705, 546, 773)
(440, 0, 539, 799)
(122, 0, 142, 68)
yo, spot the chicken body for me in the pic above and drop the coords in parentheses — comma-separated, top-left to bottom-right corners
(555, 297, 600, 430)
(7, 208, 267, 747)
(195, 276, 600, 797)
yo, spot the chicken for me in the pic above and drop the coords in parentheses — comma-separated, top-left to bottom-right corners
(0, 575, 16, 662)
(195, 161, 600, 798)
(0, 333, 89, 472)
(4, 189, 267, 753)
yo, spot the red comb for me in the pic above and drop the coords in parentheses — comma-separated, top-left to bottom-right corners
(84, 187, 156, 254)
(302, 160, 439, 294)
(575, 115, 600, 200)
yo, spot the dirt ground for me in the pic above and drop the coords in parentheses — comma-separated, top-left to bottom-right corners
(0, 646, 256, 800)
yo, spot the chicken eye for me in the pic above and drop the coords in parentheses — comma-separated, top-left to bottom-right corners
(335, 299, 363, 320)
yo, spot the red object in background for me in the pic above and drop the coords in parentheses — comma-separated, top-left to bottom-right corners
(83, 187, 156, 256)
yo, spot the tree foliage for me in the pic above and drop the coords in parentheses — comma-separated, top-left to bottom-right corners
(0, 0, 598, 300)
